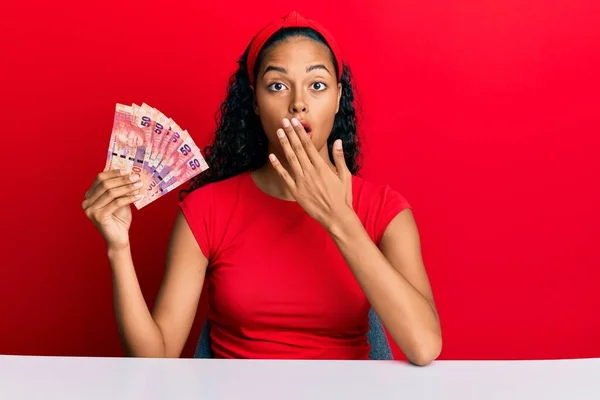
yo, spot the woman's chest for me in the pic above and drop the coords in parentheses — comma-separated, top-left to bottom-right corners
(206, 214, 369, 331)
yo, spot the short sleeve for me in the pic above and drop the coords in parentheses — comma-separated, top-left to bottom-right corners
(373, 185, 411, 245)
(178, 185, 214, 261)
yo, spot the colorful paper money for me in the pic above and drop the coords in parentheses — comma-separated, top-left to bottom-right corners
(104, 102, 209, 209)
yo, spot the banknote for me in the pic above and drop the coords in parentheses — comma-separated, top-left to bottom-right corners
(129, 104, 156, 205)
(144, 128, 189, 194)
(146, 115, 184, 183)
(103, 104, 146, 174)
(153, 139, 207, 196)
(140, 129, 197, 200)
(104, 102, 209, 209)
(151, 118, 184, 173)
(136, 144, 209, 209)
(148, 111, 171, 172)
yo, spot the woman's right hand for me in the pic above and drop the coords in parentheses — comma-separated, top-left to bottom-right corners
(82, 169, 144, 251)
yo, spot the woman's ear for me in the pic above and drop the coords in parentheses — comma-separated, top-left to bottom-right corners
(250, 85, 259, 115)
(335, 82, 342, 113)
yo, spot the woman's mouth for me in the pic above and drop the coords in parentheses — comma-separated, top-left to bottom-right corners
(300, 121, 312, 134)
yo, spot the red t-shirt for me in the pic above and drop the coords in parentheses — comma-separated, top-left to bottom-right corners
(179, 171, 410, 359)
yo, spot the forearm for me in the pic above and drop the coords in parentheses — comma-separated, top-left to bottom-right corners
(327, 212, 441, 365)
(108, 246, 166, 357)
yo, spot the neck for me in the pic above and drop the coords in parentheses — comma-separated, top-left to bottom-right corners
(251, 144, 336, 201)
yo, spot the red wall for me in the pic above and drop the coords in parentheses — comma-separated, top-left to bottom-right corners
(1, 0, 599, 360)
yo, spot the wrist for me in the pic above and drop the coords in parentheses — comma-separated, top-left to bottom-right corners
(324, 206, 360, 240)
(107, 243, 132, 261)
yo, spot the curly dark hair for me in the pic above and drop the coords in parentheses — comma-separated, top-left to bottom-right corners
(181, 27, 362, 199)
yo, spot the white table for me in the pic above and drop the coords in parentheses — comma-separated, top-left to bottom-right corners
(0, 355, 598, 399)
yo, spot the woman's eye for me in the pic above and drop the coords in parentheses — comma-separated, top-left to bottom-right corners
(268, 82, 287, 91)
(311, 82, 327, 91)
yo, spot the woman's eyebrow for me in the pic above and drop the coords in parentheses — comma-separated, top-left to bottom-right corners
(262, 64, 332, 77)
(306, 64, 331, 75)
(263, 65, 287, 76)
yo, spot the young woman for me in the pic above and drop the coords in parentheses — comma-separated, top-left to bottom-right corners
(82, 11, 442, 365)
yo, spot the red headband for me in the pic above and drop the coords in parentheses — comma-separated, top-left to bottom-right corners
(246, 10, 344, 87)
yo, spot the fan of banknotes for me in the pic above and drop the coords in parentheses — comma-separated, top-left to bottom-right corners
(104, 102, 209, 209)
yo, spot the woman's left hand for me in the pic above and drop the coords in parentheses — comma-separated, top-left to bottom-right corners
(269, 118, 354, 230)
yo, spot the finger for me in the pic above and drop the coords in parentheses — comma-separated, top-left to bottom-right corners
(277, 128, 304, 177)
(333, 139, 351, 181)
(90, 182, 143, 211)
(86, 169, 129, 198)
(84, 172, 140, 207)
(98, 194, 143, 220)
(285, 118, 313, 170)
(83, 178, 143, 211)
(290, 118, 321, 165)
(269, 153, 296, 190)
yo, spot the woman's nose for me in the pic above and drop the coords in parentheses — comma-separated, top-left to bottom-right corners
(290, 102, 307, 113)
(292, 105, 306, 113)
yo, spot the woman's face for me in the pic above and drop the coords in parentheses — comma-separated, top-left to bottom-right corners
(253, 36, 342, 161)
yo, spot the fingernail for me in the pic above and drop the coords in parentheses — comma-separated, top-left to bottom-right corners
(291, 118, 300, 126)
(335, 140, 343, 150)
(269, 154, 277, 161)
(135, 195, 143, 200)
(120, 169, 128, 175)
(130, 174, 140, 182)
(134, 182, 143, 188)
(277, 129, 285, 138)
(282, 118, 290, 128)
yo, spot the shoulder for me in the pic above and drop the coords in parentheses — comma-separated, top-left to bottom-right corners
(351, 174, 412, 245)
(178, 172, 250, 233)
(351, 174, 411, 211)
(179, 172, 248, 210)
(177, 172, 249, 260)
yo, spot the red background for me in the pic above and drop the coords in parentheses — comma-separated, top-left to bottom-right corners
(1, 0, 599, 361)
